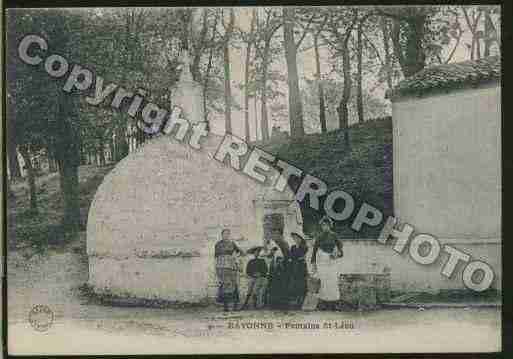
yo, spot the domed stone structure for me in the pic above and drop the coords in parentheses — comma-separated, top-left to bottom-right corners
(87, 52, 303, 303)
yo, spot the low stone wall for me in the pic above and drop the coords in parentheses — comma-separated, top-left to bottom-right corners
(89, 255, 213, 302)
(339, 273, 391, 307)
(88, 239, 500, 304)
(336, 239, 501, 292)
(88, 252, 255, 304)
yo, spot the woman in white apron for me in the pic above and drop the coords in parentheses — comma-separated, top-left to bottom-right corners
(311, 217, 344, 310)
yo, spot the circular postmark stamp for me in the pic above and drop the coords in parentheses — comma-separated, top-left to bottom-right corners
(28, 304, 54, 332)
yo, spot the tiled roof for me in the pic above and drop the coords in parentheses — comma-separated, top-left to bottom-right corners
(387, 56, 501, 100)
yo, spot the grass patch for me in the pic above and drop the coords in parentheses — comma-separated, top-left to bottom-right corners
(260, 117, 393, 238)
(8, 165, 114, 249)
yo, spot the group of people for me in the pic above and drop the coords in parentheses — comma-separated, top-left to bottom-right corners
(214, 216, 344, 312)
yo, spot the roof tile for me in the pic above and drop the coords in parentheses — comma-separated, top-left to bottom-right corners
(387, 56, 500, 100)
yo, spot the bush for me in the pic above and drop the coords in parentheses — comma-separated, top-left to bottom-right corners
(13, 221, 64, 248)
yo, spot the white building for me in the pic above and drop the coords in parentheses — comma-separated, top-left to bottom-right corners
(383, 56, 501, 291)
(335, 57, 501, 293)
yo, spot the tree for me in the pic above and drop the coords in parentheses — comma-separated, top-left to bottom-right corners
(222, 8, 235, 134)
(18, 145, 38, 212)
(240, 9, 257, 142)
(351, 14, 400, 91)
(353, 10, 379, 123)
(283, 7, 314, 139)
(7, 10, 93, 232)
(380, 17, 394, 89)
(202, 10, 220, 127)
(462, 6, 482, 60)
(253, 8, 283, 141)
(376, 7, 434, 77)
(324, 8, 358, 147)
(461, 6, 500, 60)
(53, 94, 82, 230)
(355, 12, 365, 123)
(6, 135, 21, 181)
(376, 6, 477, 76)
(482, 7, 499, 57)
(312, 15, 329, 133)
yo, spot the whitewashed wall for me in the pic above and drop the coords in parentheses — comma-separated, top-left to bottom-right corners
(392, 83, 501, 238)
(389, 82, 501, 291)
(87, 134, 304, 303)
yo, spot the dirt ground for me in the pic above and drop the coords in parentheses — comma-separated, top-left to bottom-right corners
(7, 237, 501, 355)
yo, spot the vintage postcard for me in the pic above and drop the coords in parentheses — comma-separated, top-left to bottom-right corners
(4, 5, 502, 355)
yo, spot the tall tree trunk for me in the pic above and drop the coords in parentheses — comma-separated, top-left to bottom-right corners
(243, 11, 256, 142)
(254, 96, 259, 141)
(49, 157, 58, 172)
(18, 145, 38, 213)
(283, 8, 305, 139)
(191, 9, 209, 81)
(338, 34, 352, 149)
(98, 140, 106, 166)
(356, 20, 364, 123)
(114, 123, 128, 162)
(244, 51, 251, 142)
(314, 35, 327, 133)
(58, 159, 80, 231)
(203, 16, 217, 131)
(381, 17, 393, 90)
(7, 137, 21, 181)
(390, 15, 427, 77)
(339, 40, 352, 130)
(483, 8, 493, 57)
(223, 44, 232, 134)
(55, 95, 81, 233)
(407, 16, 427, 75)
(203, 45, 214, 126)
(47, 146, 58, 172)
(475, 34, 481, 59)
(112, 132, 117, 161)
(462, 7, 482, 61)
(202, 12, 218, 131)
(7, 175, 15, 201)
(260, 43, 271, 141)
(109, 136, 115, 160)
(223, 9, 235, 134)
(179, 9, 193, 51)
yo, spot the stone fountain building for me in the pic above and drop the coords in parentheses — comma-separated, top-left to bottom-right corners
(86, 53, 303, 303)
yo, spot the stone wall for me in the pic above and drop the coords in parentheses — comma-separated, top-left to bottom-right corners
(335, 239, 501, 292)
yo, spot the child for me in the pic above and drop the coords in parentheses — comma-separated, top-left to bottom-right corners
(245, 248, 269, 309)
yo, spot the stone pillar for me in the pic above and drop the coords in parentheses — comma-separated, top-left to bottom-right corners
(171, 50, 204, 123)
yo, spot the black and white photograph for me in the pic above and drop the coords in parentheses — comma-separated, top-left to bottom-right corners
(4, 4, 502, 355)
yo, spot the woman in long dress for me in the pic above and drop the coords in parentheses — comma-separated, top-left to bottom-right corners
(288, 232, 309, 309)
(214, 228, 243, 312)
(311, 217, 343, 310)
